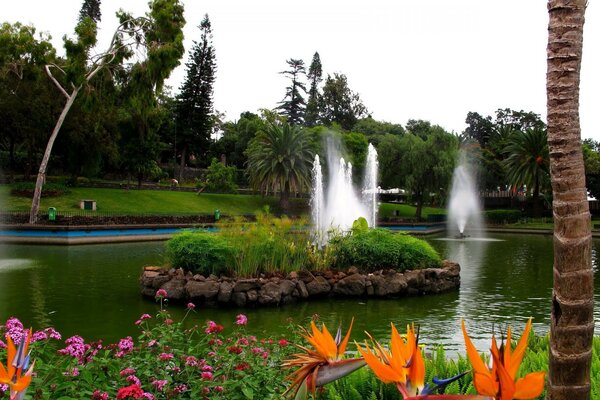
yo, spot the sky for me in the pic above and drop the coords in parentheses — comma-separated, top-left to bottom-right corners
(3, 0, 599, 140)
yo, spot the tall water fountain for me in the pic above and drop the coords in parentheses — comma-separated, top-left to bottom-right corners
(311, 138, 379, 245)
(447, 152, 484, 238)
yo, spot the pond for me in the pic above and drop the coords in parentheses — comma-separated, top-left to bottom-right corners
(1, 233, 599, 353)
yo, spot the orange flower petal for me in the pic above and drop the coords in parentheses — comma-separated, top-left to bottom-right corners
(320, 323, 338, 360)
(5, 335, 16, 379)
(472, 372, 499, 397)
(504, 326, 512, 371)
(514, 372, 545, 399)
(492, 348, 516, 400)
(508, 319, 532, 378)
(357, 342, 404, 384)
(461, 320, 491, 376)
(409, 344, 425, 393)
(337, 318, 354, 357)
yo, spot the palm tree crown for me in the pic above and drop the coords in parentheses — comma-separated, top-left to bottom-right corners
(503, 127, 549, 193)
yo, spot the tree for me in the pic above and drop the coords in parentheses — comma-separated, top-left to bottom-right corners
(582, 140, 600, 200)
(546, 1, 593, 399)
(175, 14, 217, 181)
(376, 134, 403, 189)
(353, 117, 404, 136)
(463, 111, 494, 147)
(78, 0, 101, 23)
(245, 121, 315, 211)
(503, 128, 549, 217)
(27, 0, 166, 223)
(321, 73, 367, 130)
(304, 52, 322, 127)
(277, 59, 306, 126)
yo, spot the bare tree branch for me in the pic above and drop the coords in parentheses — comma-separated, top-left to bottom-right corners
(44, 64, 70, 99)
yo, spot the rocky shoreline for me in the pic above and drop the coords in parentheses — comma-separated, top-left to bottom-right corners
(140, 261, 460, 307)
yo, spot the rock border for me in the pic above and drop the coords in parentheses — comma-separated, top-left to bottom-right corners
(140, 261, 460, 307)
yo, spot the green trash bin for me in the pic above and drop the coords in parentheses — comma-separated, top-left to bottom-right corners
(48, 207, 57, 221)
(214, 209, 220, 221)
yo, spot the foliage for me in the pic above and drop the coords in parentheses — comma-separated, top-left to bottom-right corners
(199, 158, 238, 193)
(304, 52, 323, 127)
(353, 117, 405, 137)
(333, 228, 441, 273)
(277, 59, 307, 126)
(210, 112, 265, 169)
(0, 311, 296, 399)
(484, 209, 523, 224)
(165, 230, 232, 276)
(175, 14, 217, 179)
(321, 73, 368, 130)
(583, 139, 600, 200)
(78, 0, 102, 23)
(10, 182, 69, 197)
(351, 217, 369, 235)
(245, 121, 316, 211)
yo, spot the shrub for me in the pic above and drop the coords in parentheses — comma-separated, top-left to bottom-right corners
(484, 209, 523, 224)
(165, 231, 232, 276)
(333, 229, 441, 272)
(10, 182, 69, 197)
(198, 158, 238, 193)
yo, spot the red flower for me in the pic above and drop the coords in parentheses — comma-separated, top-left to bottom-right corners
(116, 383, 144, 399)
(227, 345, 243, 354)
(278, 338, 289, 347)
(235, 362, 251, 371)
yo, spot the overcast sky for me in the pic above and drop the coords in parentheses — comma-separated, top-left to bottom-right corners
(4, 1, 599, 140)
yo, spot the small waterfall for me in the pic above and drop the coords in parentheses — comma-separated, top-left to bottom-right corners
(447, 152, 484, 237)
(363, 143, 379, 227)
(310, 136, 379, 245)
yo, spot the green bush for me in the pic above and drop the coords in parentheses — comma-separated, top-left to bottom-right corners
(484, 209, 523, 224)
(333, 229, 441, 272)
(165, 231, 232, 276)
(10, 182, 69, 197)
(198, 158, 238, 193)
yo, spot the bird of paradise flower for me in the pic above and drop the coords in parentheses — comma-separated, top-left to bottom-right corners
(0, 330, 35, 400)
(461, 319, 545, 400)
(283, 318, 366, 399)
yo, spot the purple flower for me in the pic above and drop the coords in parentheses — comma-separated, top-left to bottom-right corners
(31, 330, 48, 342)
(115, 336, 134, 358)
(0, 340, 6, 349)
(5, 317, 25, 344)
(126, 374, 141, 385)
(58, 335, 88, 363)
(155, 289, 167, 298)
(142, 393, 155, 400)
(0, 384, 9, 393)
(63, 367, 80, 377)
(45, 327, 62, 340)
(235, 314, 248, 326)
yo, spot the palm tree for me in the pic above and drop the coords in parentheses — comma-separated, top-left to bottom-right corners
(246, 121, 315, 212)
(503, 127, 549, 217)
(546, 1, 593, 399)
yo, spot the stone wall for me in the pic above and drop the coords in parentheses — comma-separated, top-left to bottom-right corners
(140, 261, 460, 307)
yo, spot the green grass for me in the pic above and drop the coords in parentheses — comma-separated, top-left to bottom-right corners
(0, 185, 307, 216)
(378, 203, 446, 219)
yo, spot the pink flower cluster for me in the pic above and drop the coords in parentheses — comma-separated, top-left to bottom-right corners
(4, 317, 25, 344)
(235, 314, 248, 326)
(205, 320, 224, 334)
(116, 336, 134, 358)
(155, 289, 167, 298)
(58, 335, 89, 363)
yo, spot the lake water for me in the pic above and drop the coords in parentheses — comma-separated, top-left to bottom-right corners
(0, 233, 598, 353)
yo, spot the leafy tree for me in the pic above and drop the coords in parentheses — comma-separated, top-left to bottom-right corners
(342, 132, 368, 173)
(210, 112, 265, 168)
(405, 119, 433, 139)
(304, 52, 322, 127)
(494, 108, 546, 131)
(276, 58, 306, 126)
(503, 128, 549, 217)
(463, 111, 494, 147)
(78, 0, 101, 23)
(245, 121, 315, 211)
(582, 140, 600, 200)
(353, 117, 404, 136)
(118, 0, 186, 187)
(321, 73, 367, 131)
(175, 14, 217, 181)
(376, 134, 403, 189)
(199, 158, 238, 193)
(396, 126, 458, 219)
(546, 1, 592, 397)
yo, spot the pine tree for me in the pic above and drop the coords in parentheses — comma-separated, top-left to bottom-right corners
(175, 14, 217, 181)
(78, 0, 101, 23)
(304, 52, 322, 127)
(276, 58, 306, 126)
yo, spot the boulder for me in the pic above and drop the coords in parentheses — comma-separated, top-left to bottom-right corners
(369, 273, 408, 296)
(296, 280, 309, 299)
(151, 274, 171, 289)
(297, 270, 315, 283)
(279, 280, 296, 297)
(160, 279, 186, 300)
(140, 271, 160, 288)
(306, 276, 331, 296)
(186, 280, 220, 300)
(234, 279, 260, 292)
(247, 290, 258, 303)
(232, 292, 247, 307)
(217, 281, 234, 303)
(333, 274, 366, 296)
(258, 282, 282, 305)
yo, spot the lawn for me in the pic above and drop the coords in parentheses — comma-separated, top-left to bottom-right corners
(0, 185, 308, 216)
(378, 203, 446, 219)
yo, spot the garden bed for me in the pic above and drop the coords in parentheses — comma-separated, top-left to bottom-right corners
(140, 260, 460, 307)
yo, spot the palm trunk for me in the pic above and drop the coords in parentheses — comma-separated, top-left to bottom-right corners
(546, 1, 593, 399)
(279, 184, 290, 213)
(29, 87, 80, 224)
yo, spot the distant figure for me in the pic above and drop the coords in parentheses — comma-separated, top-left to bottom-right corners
(170, 178, 179, 189)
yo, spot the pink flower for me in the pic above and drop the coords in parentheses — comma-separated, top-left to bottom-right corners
(0, 384, 8, 394)
(126, 375, 141, 386)
(4, 317, 25, 344)
(134, 320, 142, 326)
(58, 335, 88, 363)
(237, 337, 249, 346)
(92, 389, 109, 400)
(147, 339, 158, 347)
(164, 319, 173, 326)
(207, 351, 216, 357)
(0, 340, 6, 349)
(31, 330, 48, 342)
(63, 367, 80, 376)
(201, 364, 213, 372)
(235, 314, 248, 326)
(173, 383, 188, 394)
(251, 347, 264, 354)
(186, 302, 196, 310)
(205, 321, 224, 334)
(278, 338, 289, 347)
(140, 314, 152, 321)
(227, 346, 243, 354)
(159, 353, 174, 361)
(214, 386, 224, 393)
(201, 371, 213, 380)
(155, 289, 167, 298)
(45, 327, 62, 340)
(184, 356, 199, 367)
(142, 393, 155, 400)
(120, 368, 136, 377)
(115, 336, 134, 358)
(151, 379, 168, 391)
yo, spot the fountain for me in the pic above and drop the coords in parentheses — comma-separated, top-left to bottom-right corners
(311, 137, 379, 245)
(447, 151, 484, 239)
